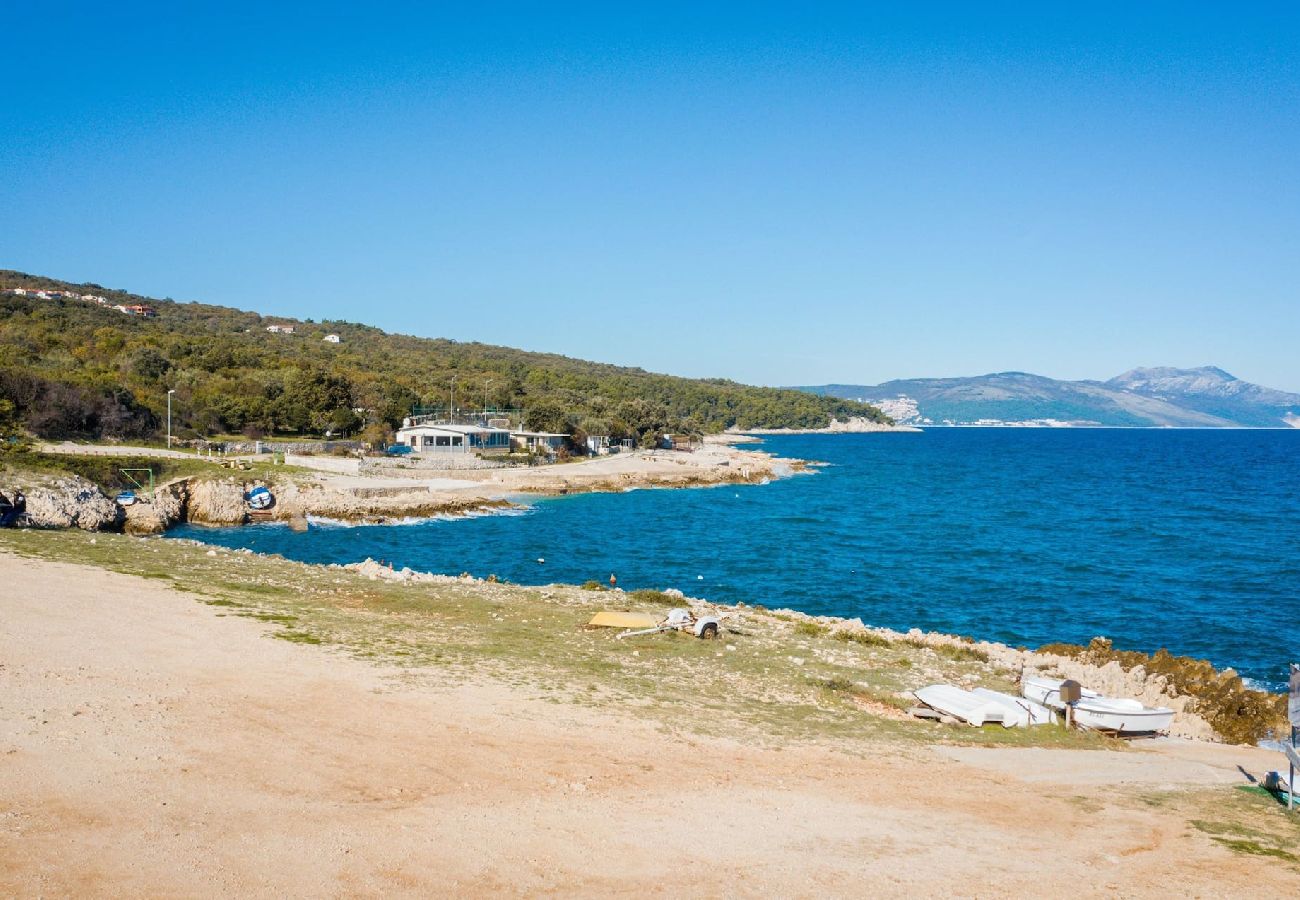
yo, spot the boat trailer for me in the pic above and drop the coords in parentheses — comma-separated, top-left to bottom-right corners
(617, 607, 724, 640)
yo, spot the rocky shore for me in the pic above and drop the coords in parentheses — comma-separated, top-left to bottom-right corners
(341, 555, 1281, 745)
(2, 442, 796, 534)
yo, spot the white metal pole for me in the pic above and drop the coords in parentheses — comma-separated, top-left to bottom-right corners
(167, 389, 175, 448)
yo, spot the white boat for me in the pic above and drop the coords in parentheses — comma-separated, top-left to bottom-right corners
(1021, 676, 1099, 708)
(1021, 676, 1174, 734)
(1072, 697, 1174, 734)
(970, 688, 1055, 727)
(914, 684, 1009, 727)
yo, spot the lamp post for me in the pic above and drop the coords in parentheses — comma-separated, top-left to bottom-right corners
(483, 379, 493, 419)
(449, 376, 457, 423)
(166, 389, 176, 448)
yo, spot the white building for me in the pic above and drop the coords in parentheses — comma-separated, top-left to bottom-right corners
(511, 431, 568, 454)
(266, 324, 296, 334)
(394, 423, 511, 454)
(322, 333, 341, 343)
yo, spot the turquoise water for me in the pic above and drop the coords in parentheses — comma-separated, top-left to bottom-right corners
(168, 430, 1300, 688)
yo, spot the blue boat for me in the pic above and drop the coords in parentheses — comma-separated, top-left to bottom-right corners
(246, 486, 275, 510)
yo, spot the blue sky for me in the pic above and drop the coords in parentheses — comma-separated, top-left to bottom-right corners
(2, 3, 1297, 390)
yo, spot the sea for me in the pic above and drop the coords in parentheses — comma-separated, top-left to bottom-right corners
(167, 429, 1300, 689)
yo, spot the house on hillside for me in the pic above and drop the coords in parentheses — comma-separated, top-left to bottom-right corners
(322, 333, 341, 343)
(266, 324, 296, 334)
(394, 422, 511, 455)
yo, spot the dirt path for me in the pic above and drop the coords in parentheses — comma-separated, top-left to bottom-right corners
(2, 553, 1296, 897)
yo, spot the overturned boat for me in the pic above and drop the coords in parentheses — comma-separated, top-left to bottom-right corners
(246, 485, 275, 511)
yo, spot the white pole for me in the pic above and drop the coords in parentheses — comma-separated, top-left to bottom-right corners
(166, 389, 175, 448)
(484, 380, 493, 418)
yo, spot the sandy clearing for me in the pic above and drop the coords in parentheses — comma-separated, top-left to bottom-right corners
(1, 552, 1296, 897)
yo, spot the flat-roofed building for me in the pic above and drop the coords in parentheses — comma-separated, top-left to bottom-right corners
(511, 431, 568, 454)
(394, 423, 511, 454)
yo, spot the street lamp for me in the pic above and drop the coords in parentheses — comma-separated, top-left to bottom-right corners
(483, 379, 493, 418)
(166, 389, 176, 448)
(449, 375, 457, 423)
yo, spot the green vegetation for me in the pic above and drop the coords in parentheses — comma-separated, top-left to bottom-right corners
(1182, 787, 1300, 864)
(628, 588, 684, 607)
(793, 621, 831, 637)
(1037, 637, 1287, 744)
(0, 270, 889, 445)
(0, 449, 308, 495)
(0, 528, 1102, 751)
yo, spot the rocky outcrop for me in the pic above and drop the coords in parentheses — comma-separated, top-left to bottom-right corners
(24, 477, 123, 531)
(122, 478, 190, 535)
(187, 479, 249, 526)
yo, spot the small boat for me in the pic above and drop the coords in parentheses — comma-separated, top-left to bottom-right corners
(1021, 676, 1174, 734)
(914, 684, 1009, 727)
(116, 490, 137, 506)
(1022, 675, 1099, 707)
(246, 486, 274, 510)
(1071, 697, 1175, 734)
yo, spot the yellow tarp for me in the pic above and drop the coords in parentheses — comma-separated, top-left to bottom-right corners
(587, 611, 660, 629)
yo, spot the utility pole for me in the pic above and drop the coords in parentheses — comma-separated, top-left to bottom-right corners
(167, 389, 176, 448)
(483, 379, 493, 418)
(449, 375, 457, 424)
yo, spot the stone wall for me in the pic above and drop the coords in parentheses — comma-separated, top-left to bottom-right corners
(362, 455, 509, 475)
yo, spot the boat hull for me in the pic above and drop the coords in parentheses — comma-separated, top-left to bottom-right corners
(1072, 700, 1174, 734)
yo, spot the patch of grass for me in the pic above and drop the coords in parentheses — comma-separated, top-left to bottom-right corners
(936, 644, 990, 663)
(247, 612, 297, 625)
(833, 629, 891, 647)
(580, 580, 608, 592)
(274, 630, 323, 645)
(628, 589, 681, 607)
(814, 677, 860, 694)
(1191, 819, 1300, 861)
(792, 621, 829, 638)
(1211, 839, 1297, 861)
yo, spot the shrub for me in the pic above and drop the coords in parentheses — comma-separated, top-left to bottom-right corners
(1037, 636, 1286, 744)
(580, 580, 608, 592)
(629, 589, 679, 606)
(833, 629, 892, 647)
(793, 621, 830, 638)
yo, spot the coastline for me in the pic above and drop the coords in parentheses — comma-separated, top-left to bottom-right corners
(3, 441, 803, 532)
(3, 534, 1297, 894)
(730, 417, 922, 435)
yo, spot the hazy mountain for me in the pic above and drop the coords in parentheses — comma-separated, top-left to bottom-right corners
(801, 368, 1300, 428)
(1106, 367, 1300, 428)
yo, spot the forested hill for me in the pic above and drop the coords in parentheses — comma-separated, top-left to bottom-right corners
(0, 270, 889, 445)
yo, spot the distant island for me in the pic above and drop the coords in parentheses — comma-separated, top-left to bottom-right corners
(800, 368, 1300, 428)
(0, 270, 890, 447)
